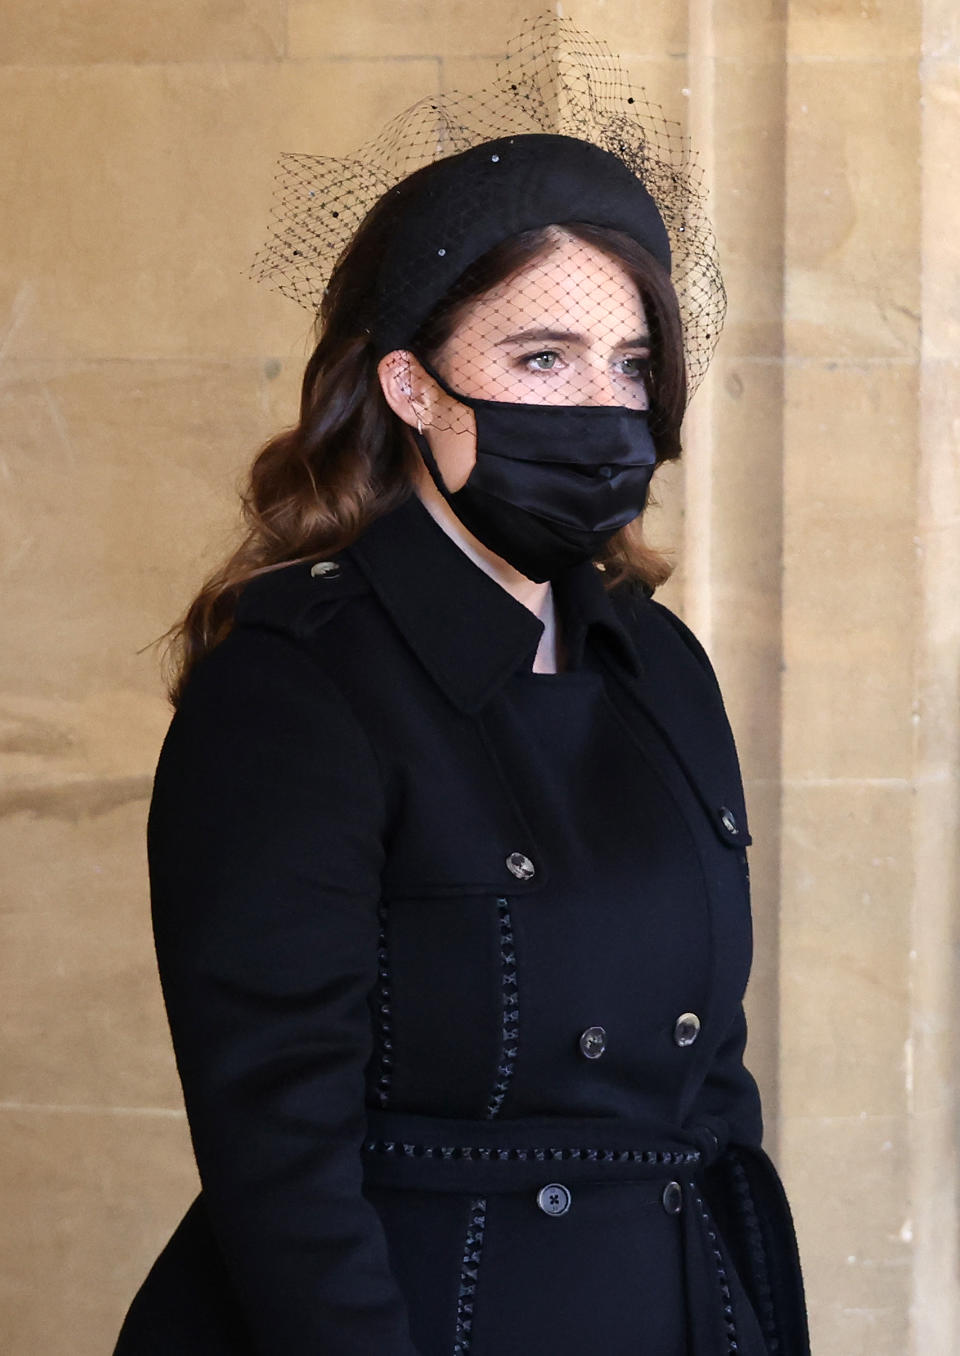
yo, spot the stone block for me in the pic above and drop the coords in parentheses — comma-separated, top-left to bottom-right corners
(0, 1107, 195, 1356)
(782, 361, 918, 781)
(780, 782, 912, 1120)
(779, 1113, 910, 1356)
(784, 62, 921, 360)
(923, 0, 960, 59)
(920, 64, 960, 360)
(711, 61, 787, 359)
(0, 0, 286, 64)
(789, 0, 921, 60)
(0, 360, 288, 698)
(0, 800, 181, 1110)
(0, 60, 439, 363)
(708, 356, 785, 783)
(710, 0, 789, 61)
(287, 1, 686, 60)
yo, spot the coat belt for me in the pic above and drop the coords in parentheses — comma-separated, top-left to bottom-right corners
(360, 1106, 727, 1194)
(361, 1108, 763, 1356)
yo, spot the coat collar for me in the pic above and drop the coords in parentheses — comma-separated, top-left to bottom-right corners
(346, 491, 642, 716)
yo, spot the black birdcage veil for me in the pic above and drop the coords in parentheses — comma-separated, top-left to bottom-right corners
(249, 10, 726, 428)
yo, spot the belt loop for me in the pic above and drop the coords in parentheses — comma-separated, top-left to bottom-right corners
(689, 1115, 729, 1165)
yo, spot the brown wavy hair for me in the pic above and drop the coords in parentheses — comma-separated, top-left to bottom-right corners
(156, 175, 686, 709)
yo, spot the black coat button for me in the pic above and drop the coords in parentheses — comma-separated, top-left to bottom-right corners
(673, 1012, 701, 1047)
(506, 851, 535, 880)
(579, 1026, 607, 1059)
(536, 1183, 571, 1216)
(718, 806, 739, 835)
(661, 1181, 683, 1215)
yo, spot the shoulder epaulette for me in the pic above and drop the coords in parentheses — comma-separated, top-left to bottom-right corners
(233, 552, 371, 640)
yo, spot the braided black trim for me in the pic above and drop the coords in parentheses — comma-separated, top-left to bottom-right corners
(727, 1149, 780, 1352)
(373, 899, 394, 1108)
(362, 1139, 702, 1164)
(692, 1184, 738, 1354)
(452, 1197, 486, 1354)
(485, 898, 519, 1119)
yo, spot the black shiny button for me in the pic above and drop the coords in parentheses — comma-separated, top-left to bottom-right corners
(578, 1026, 607, 1059)
(536, 1183, 572, 1216)
(718, 806, 739, 835)
(506, 852, 535, 880)
(661, 1181, 683, 1215)
(673, 1012, 701, 1047)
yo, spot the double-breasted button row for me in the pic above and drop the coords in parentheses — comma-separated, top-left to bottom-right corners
(575, 1018, 700, 1057)
(509, 826, 739, 877)
(536, 1181, 684, 1217)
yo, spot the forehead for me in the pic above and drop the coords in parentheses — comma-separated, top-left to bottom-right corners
(455, 233, 647, 337)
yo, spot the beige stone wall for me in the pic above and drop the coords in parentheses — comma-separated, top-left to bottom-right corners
(2, 3, 957, 1353)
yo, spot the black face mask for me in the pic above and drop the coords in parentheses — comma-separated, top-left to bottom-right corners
(410, 355, 658, 583)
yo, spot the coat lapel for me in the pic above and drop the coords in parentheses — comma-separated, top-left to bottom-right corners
(602, 586, 752, 848)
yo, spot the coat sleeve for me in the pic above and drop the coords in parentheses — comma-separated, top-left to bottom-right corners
(146, 623, 423, 1356)
(694, 944, 811, 1352)
(696, 1004, 764, 1149)
(645, 597, 811, 1353)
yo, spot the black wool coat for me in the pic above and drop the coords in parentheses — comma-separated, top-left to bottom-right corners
(114, 490, 809, 1356)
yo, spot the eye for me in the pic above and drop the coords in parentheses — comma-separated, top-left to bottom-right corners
(522, 350, 562, 372)
(615, 355, 652, 380)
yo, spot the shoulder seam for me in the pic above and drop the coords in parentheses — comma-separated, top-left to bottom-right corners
(647, 599, 718, 686)
(185, 622, 390, 819)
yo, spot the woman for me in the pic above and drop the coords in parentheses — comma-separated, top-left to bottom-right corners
(113, 28, 809, 1356)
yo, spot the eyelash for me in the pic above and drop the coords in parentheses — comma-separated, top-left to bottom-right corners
(520, 350, 651, 380)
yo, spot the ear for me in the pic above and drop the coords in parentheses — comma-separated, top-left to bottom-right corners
(377, 350, 432, 430)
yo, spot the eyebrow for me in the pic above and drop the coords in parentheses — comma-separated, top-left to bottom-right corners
(494, 328, 652, 349)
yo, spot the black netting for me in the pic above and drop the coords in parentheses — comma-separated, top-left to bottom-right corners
(379, 233, 657, 442)
(249, 11, 725, 401)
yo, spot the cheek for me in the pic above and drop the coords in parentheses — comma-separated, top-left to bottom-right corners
(497, 368, 556, 403)
(429, 423, 478, 493)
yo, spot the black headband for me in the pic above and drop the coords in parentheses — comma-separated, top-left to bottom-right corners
(370, 133, 672, 360)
